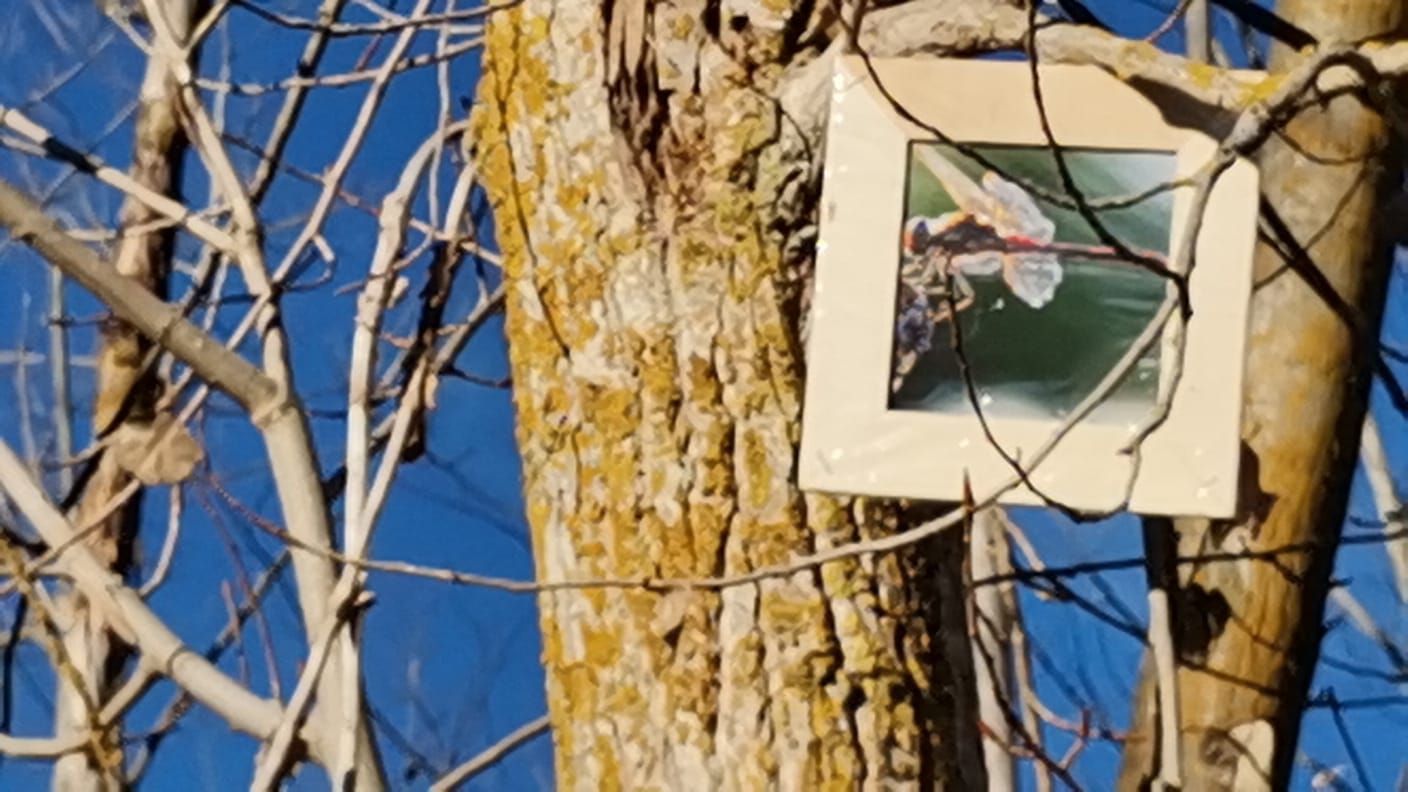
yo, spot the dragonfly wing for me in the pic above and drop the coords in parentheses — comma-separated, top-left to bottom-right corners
(982, 171, 1055, 242)
(953, 251, 1003, 276)
(1004, 253, 1063, 309)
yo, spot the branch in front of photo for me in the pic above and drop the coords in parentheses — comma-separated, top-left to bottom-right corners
(1106, 45, 1379, 513)
(1020, 3, 1191, 319)
(1009, 27, 1378, 521)
(889, 93, 1184, 520)
(788, 0, 1408, 168)
(932, 246, 1094, 521)
(837, 44, 1199, 516)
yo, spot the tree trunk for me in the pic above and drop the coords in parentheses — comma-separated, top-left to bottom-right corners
(473, 2, 985, 788)
(1119, 2, 1407, 789)
(52, 1, 200, 789)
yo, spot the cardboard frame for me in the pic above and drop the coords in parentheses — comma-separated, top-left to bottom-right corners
(798, 57, 1260, 517)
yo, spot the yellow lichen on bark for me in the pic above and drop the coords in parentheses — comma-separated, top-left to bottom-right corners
(472, 1, 982, 789)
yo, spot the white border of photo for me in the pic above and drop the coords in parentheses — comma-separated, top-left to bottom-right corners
(798, 56, 1261, 518)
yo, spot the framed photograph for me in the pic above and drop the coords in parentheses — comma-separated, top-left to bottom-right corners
(798, 57, 1260, 517)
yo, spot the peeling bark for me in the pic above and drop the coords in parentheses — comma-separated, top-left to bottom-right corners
(472, 2, 984, 788)
(1119, 2, 1408, 790)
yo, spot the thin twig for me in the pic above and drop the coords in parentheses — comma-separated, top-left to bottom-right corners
(136, 484, 183, 596)
(429, 715, 551, 791)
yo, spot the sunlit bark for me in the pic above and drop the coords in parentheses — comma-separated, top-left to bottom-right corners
(1119, 2, 1408, 789)
(472, 2, 985, 788)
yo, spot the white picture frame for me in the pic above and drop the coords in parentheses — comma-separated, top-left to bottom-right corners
(798, 56, 1261, 518)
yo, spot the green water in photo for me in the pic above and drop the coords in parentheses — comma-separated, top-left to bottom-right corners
(890, 143, 1175, 423)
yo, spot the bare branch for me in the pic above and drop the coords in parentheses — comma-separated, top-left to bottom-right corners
(0, 178, 279, 413)
(968, 503, 1016, 790)
(428, 715, 550, 792)
(1186, 0, 1212, 63)
(0, 106, 241, 256)
(0, 731, 89, 760)
(1360, 414, 1408, 602)
(0, 439, 293, 752)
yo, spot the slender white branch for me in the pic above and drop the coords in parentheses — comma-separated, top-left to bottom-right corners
(1142, 519, 1183, 792)
(134, 5, 376, 779)
(248, 593, 351, 791)
(0, 440, 291, 751)
(334, 118, 471, 784)
(1360, 414, 1408, 602)
(1185, 0, 1211, 64)
(969, 506, 1016, 791)
(0, 732, 89, 759)
(1145, 586, 1183, 791)
(47, 267, 74, 494)
(270, 0, 438, 282)
(429, 715, 551, 792)
(1002, 535, 1051, 792)
(138, 485, 185, 596)
(0, 106, 240, 256)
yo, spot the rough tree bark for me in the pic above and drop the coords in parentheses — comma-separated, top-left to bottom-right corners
(472, 2, 985, 788)
(52, 0, 201, 788)
(1119, 2, 1408, 790)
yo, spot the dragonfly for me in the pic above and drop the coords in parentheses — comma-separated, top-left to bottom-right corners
(892, 146, 1168, 394)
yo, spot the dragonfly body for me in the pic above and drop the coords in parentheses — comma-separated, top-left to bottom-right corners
(892, 149, 1079, 392)
(891, 145, 1174, 395)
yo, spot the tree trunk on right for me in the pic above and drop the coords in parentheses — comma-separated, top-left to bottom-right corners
(1119, 2, 1407, 789)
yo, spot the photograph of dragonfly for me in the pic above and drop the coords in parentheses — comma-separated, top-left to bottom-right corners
(889, 142, 1177, 423)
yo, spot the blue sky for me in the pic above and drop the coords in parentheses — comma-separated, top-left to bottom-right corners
(0, 0, 1404, 789)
